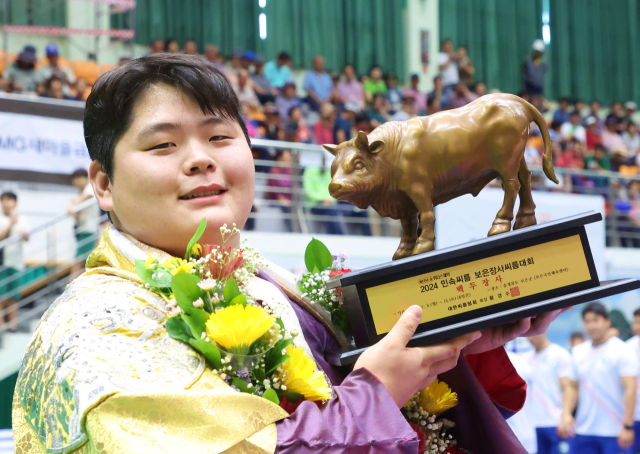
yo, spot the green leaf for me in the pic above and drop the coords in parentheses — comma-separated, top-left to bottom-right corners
(188, 338, 221, 369)
(185, 218, 207, 260)
(267, 354, 291, 375)
(223, 277, 242, 303)
(304, 238, 333, 273)
(331, 310, 352, 338)
(263, 388, 280, 404)
(253, 368, 265, 384)
(135, 259, 172, 288)
(264, 337, 295, 375)
(232, 377, 258, 395)
(166, 316, 193, 342)
(172, 273, 208, 338)
(229, 293, 247, 306)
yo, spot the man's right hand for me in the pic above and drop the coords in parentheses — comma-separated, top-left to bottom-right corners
(557, 412, 575, 439)
(354, 305, 481, 408)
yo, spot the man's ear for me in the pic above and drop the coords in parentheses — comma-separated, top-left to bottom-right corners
(89, 161, 114, 212)
(323, 144, 338, 155)
(368, 139, 385, 154)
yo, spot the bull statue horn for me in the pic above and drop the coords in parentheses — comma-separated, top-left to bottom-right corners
(355, 130, 369, 150)
(323, 144, 338, 155)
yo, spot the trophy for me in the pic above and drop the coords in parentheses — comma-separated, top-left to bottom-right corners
(323, 94, 640, 366)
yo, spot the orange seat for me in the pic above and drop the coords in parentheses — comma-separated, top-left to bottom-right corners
(99, 63, 116, 75)
(72, 60, 100, 84)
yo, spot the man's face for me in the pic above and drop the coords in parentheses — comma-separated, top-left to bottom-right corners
(443, 40, 453, 53)
(1, 197, 16, 215)
(183, 41, 197, 55)
(371, 68, 382, 80)
(94, 84, 254, 256)
(205, 45, 218, 61)
(72, 176, 88, 191)
(151, 41, 164, 53)
(583, 312, 610, 342)
(591, 102, 600, 113)
(632, 315, 640, 337)
(475, 83, 486, 96)
(411, 77, 419, 89)
(313, 56, 324, 72)
(48, 55, 59, 67)
(570, 114, 580, 125)
(344, 66, 354, 80)
(560, 101, 568, 110)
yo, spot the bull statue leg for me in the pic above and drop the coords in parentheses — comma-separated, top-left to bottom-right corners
(393, 213, 419, 261)
(411, 197, 435, 256)
(514, 157, 537, 230)
(488, 169, 521, 237)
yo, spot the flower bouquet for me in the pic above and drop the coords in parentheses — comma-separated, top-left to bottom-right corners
(136, 219, 331, 409)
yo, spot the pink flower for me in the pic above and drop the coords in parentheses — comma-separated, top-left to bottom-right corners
(409, 423, 427, 453)
(202, 245, 244, 282)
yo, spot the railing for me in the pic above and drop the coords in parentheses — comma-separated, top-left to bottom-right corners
(2, 139, 640, 337)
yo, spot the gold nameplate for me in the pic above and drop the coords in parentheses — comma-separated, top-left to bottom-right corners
(366, 234, 591, 335)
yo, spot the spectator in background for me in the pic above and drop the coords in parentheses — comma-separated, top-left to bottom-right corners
(611, 101, 625, 120)
(149, 40, 165, 54)
(390, 92, 417, 121)
(183, 40, 197, 55)
(451, 81, 478, 109)
(623, 122, 640, 156)
(262, 104, 282, 141)
(585, 144, 611, 171)
(266, 149, 294, 232)
(303, 155, 343, 235)
(334, 103, 359, 144)
(403, 74, 428, 113)
(574, 99, 586, 119)
(586, 101, 603, 133)
(602, 115, 625, 151)
(385, 73, 402, 111)
(553, 98, 572, 125)
(328, 72, 342, 106)
(312, 103, 336, 145)
(561, 111, 587, 143)
(624, 102, 638, 126)
(117, 57, 130, 67)
(571, 303, 638, 454)
(240, 50, 256, 71)
(204, 44, 224, 71)
(164, 38, 179, 53)
(363, 65, 387, 103)
(234, 68, 259, 107)
(556, 139, 586, 170)
(0, 191, 29, 332)
(337, 65, 365, 111)
(427, 75, 445, 115)
(275, 81, 301, 120)
(438, 39, 460, 99)
(38, 43, 75, 90)
(69, 78, 89, 102)
(366, 92, 391, 128)
(353, 112, 372, 135)
(263, 51, 292, 90)
(224, 48, 243, 87)
(5, 45, 43, 93)
(527, 333, 578, 454)
(303, 55, 333, 112)
(522, 39, 548, 96)
(609, 145, 632, 173)
(570, 331, 586, 348)
(284, 106, 311, 143)
(66, 169, 100, 274)
(252, 54, 276, 105)
(475, 82, 487, 97)
(42, 76, 73, 100)
(585, 117, 602, 150)
(457, 45, 475, 87)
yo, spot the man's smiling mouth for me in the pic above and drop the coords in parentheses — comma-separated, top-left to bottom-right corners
(179, 189, 227, 200)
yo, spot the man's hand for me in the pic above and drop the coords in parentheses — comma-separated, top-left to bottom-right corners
(462, 309, 567, 355)
(618, 427, 634, 449)
(355, 306, 481, 408)
(557, 412, 575, 439)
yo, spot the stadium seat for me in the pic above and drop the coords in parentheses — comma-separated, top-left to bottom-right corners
(71, 60, 99, 84)
(99, 63, 117, 75)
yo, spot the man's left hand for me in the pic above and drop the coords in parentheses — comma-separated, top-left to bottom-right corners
(618, 427, 634, 449)
(462, 308, 568, 355)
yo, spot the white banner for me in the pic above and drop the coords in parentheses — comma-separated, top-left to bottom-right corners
(0, 111, 90, 174)
(435, 188, 607, 279)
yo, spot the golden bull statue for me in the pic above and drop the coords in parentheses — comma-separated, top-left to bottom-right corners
(324, 93, 558, 261)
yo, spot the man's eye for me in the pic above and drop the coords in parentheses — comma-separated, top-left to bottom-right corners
(210, 135, 229, 142)
(149, 142, 174, 150)
(354, 162, 365, 170)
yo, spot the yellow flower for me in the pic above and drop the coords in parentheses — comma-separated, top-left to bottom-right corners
(162, 257, 194, 276)
(278, 345, 331, 402)
(144, 253, 158, 270)
(191, 243, 203, 257)
(413, 379, 458, 416)
(206, 304, 275, 354)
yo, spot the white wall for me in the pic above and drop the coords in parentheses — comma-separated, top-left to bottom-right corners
(404, 0, 439, 92)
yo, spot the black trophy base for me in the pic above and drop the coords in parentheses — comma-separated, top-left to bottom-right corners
(327, 278, 640, 366)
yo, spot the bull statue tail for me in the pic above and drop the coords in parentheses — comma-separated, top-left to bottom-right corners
(527, 101, 559, 184)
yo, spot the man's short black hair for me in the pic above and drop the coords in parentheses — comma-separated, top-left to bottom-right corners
(71, 168, 89, 179)
(570, 110, 581, 117)
(277, 52, 291, 62)
(0, 191, 17, 202)
(634, 308, 640, 318)
(582, 302, 609, 320)
(84, 54, 249, 180)
(570, 331, 585, 340)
